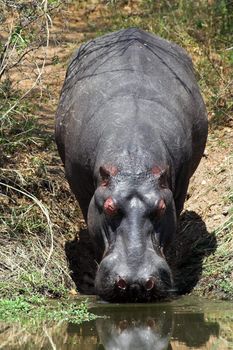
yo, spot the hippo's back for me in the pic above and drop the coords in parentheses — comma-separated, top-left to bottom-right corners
(56, 28, 207, 177)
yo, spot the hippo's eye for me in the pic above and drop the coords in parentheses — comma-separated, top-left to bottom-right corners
(156, 199, 166, 217)
(103, 197, 118, 216)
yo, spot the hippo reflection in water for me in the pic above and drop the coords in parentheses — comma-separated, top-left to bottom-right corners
(67, 304, 220, 350)
(95, 307, 172, 350)
(55, 28, 208, 302)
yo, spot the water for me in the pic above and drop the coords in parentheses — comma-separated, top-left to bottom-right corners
(1, 296, 232, 349)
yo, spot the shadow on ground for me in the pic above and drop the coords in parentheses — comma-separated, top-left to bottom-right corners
(65, 210, 217, 296)
(169, 210, 217, 295)
(65, 228, 97, 294)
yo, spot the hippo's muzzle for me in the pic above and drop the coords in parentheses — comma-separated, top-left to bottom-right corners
(95, 248, 174, 302)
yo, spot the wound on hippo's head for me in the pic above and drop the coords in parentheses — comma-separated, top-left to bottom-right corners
(151, 165, 169, 189)
(104, 197, 118, 216)
(156, 198, 166, 217)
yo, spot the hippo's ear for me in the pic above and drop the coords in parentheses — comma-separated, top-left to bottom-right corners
(99, 165, 118, 181)
(151, 165, 169, 188)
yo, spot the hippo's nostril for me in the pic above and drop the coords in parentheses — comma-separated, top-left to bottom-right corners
(116, 277, 127, 290)
(145, 277, 155, 291)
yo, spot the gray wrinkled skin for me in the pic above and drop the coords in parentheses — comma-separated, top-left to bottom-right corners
(55, 28, 208, 302)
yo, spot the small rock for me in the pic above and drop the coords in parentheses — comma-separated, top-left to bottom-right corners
(222, 207, 229, 216)
(69, 288, 78, 296)
(213, 214, 222, 221)
(201, 180, 207, 185)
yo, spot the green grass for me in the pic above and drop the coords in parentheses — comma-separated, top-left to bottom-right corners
(0, 271, 69, 300)
(195, 188, 233, 299)
(0, 90, 50, 156)
(0, 296, 98, 326)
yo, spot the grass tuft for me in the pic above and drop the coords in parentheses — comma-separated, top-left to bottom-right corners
(195, 191, 233, 299)
(0, 296, 98, 325)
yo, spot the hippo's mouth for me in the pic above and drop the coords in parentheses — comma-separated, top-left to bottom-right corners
(95, 268, 175, 303)
(95, 283, 175, 303)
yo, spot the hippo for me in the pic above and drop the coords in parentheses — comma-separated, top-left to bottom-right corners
(55, 28, 208, 302)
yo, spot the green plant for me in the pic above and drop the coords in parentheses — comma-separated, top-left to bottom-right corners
(0, 296, 98, 325)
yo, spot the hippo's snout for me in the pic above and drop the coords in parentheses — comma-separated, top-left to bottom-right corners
(95, 253, 174, 302)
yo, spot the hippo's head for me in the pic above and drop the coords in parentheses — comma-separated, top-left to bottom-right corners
(88, 164, 177, 302)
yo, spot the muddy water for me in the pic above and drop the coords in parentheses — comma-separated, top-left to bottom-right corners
(1, 296, 232, 349)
